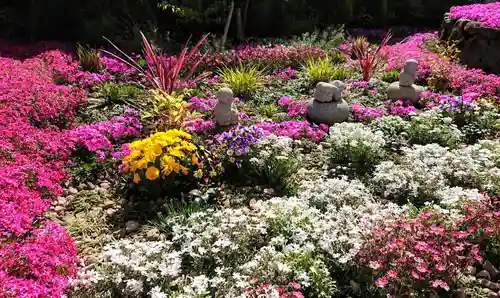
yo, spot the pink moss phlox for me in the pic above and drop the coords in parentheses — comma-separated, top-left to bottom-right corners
(69, 109, 142, 161)
(278, 97, 308, 117)
(357, 198, 499, 296)
(384, 32, 500, 100)
(450, 2, 500, 28)
(255, 120, 327, 141)
(0, 47, 132, 296)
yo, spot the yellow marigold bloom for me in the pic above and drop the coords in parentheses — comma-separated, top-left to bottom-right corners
(152, 143, 163, 156)
(168, 148, 185, 158)
(145, 167, 160, 180)
(191, 155, 199, 165)
(133, 173, 141, 184)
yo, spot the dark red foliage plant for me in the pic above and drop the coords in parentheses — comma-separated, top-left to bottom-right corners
(103, 32, 210, 94)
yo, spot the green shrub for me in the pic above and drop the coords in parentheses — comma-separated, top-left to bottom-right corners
(380, 69, 400, 83)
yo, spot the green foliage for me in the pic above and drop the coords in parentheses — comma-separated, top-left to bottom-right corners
(331, 66, 351, 81)
(302, 56, 335, 84)
(292, 25, 345, 53)
(258, 102, 278, 118)
(70, 155, 111, 184)
(76, 43, 101, 73)
(424, 37, 461, 63)
(218, 64, 266, 98)
(380, 69, 400, 83)
(97, 83, 142, 109)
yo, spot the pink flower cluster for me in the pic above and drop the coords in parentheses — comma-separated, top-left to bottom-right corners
(255, 121, 328, 141)
(384, 32, 500, 100)
(357, 199, 499, 296)
(352, 103, 387, 121)
(68, 109, 142, 161)
(0, 50, 84, 296)
(272, 67, 298, 80)
(244, 281, 304, 298)
(195, 44, 325, 69)
(450, 2, 500, 28)
(39, 50, 112, 87)
(188, 96, 218, 112)
(184, 118, 216, 133)
(278, 97, 308, 117)
(100, 56, 137, 75)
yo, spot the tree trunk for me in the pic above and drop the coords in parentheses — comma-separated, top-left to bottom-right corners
(221, 0, 235, 50)
(242, 0, 251, 30)
(236, 7, 244, 41)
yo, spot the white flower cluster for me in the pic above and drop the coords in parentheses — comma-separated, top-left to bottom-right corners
(71, 174, 409, 297)
(327, 122, 386, 167)
(372, 140, 500, 204)
(370, 115, 410, 149)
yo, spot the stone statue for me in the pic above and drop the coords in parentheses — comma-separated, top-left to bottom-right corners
(307, 81, 349, 125)
(387, 59, 423, 102)
(399, 59, 418, 87)
(214, 87, 238, 126)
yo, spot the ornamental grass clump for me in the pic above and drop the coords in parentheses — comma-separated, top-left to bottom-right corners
(76, 43, 101, 73)
(121, 130, 216, 188)
(218, 64, 266, 99)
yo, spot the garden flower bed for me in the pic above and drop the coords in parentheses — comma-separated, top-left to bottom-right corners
(3, 4, 500, 296)
(441, 2, 500, 74)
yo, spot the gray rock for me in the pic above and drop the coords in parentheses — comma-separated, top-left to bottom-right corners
(66, 195, 75, 203)
(78, 183, 87, 191)
(87, 182, 96, 189)
(102, 200, 115, 209)
(465, 265, 477, 276)
(68, 187, 78, 195)
(314, 82, 336, 103)
(484, 261, 500, 281)
(98, 188, 108, 197)
(54, 205, 65, 212)
(478, 270, 492, 281)
(146, 228, 161, 241)
(307, 98, 350, 125)
(453, 288, 466, 298)
(57, 197, 67, 206)
(105, 209, 116, 216)
(387, 82, 423, 102)
(330, 80, 346, 101)
(440, 14, 500, 74)
(320, 141, 331, 148)
(63, 214, 75, 225)
(100, 182, 111, 190)
(125, 221, 140, 233)
(488, 282, 500, 291)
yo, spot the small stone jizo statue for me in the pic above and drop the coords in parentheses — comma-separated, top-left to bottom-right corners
(214, 87, 238, 126)
(387, 59, 423, 102)
(307, 81, 349, 126)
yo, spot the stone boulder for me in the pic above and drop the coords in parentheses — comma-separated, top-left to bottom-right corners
(440, 12, 500, 74)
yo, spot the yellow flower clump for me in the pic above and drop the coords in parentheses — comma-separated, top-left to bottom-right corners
(122, 129, 202, 183)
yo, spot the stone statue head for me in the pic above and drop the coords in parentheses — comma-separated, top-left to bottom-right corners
(314, 82, 335, 102)
(402, 59, 419, 75)
(330, 80, 346, 101)
(217, 87, 234, 104)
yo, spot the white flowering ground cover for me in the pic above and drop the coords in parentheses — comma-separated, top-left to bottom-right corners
(67, 107, 500, 297)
